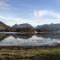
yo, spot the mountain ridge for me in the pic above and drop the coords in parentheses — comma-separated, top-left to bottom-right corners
(0, 21, 60, 32)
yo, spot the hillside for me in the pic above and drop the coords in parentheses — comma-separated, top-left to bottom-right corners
(0, 21, 9, 29)
(13, 23, 33, 29)
(36, 23, 60, 32)
(13, 23, 35, 33)
(0, 21, 60, 32)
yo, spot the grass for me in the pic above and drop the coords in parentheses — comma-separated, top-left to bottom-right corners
(0, 47, 60, 58)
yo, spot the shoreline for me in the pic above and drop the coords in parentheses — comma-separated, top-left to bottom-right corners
(0, 45, 59, 49)
(0, 32, 60, 35)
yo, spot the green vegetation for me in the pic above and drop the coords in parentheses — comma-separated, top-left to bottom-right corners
(0, 22, 8, 29)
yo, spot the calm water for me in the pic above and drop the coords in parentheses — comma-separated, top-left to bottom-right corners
(0, 33, 60, 46)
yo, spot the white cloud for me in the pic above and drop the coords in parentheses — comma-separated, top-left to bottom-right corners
(33, 10, 60, 19)
(0, 10, 60, 27)
(32, 10, 60, 26)
(0, 16, 43, 26)
(0, 16, 31, 26)
(0, 0, 9, 9)
(34, 10, 48, 17)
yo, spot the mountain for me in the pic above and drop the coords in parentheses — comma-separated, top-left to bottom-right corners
(1, 21, 60, 33)
(0, 21, 11, 32)
(13, 23, 35, 32)
(36, 23, 60, 32)
(0, 21, 9, 29)
(12, 24, 18, 29)
(13, 23, 33, 29)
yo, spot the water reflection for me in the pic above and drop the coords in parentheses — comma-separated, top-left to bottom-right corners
(0, 34, 9, 41)
(36, 33, 60, 39)
(12, 34, 33, 39)
(0, 33, 60, 46)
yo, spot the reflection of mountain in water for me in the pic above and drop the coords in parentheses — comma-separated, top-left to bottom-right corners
(0, 34, 33, 41)
(0, 33, 60, 41)
(36, 33, 60, 39)
(0, 34, 9, 41)
(0, 33, 60, 46)
(10, 34, 33, 39)
(12, 33, 60, 39)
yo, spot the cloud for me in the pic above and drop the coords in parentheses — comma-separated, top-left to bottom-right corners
(34, 10, 48, 17)
(0, 15, 60, 27)
(33, 10, 60, 19)
(0, 16, 43, 26)
(0, 0, 9, 9)
(31, 10, 60, 26)
(0, 16, 30, 26)
(0, 10, 60, 27)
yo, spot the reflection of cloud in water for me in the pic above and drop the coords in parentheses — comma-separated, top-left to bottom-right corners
(0, 35, 60, 46)
(0, 36, 28, 46)
(21, 35, 59, 46)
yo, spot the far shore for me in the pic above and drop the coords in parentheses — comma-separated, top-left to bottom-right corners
(0, 32, 60, 34)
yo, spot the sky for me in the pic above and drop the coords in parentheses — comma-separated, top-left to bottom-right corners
(0, 0, 60, 26)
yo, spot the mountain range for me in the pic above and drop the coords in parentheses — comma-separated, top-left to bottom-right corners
(36, 23, 60, 32)
(0, 21, 60, 32)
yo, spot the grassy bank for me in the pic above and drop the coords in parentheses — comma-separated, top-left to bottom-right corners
(0, 46, 60, 58)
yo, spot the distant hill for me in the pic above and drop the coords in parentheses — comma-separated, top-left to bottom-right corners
(0, 21, 60, 32)
(13, 23, 35, 32)
(0, 21, 9, 29)
(13, 23, 33, 29)
(36, 23, 60, 32)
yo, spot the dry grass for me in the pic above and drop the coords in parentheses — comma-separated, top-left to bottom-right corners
(0, 47, 60, 57)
